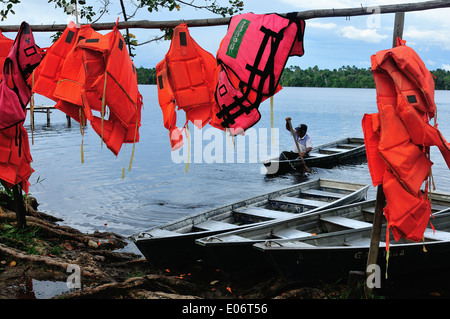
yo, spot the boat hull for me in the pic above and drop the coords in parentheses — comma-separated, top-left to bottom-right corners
(255, 210, 450, 284)
(132, 179, 369, 268)
(262, 137, 366, 175)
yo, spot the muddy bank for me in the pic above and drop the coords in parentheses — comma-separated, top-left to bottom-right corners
(0, 197, 335, 300)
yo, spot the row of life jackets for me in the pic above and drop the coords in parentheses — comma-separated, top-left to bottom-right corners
(362, 40, 450, 245)
(0, 22, 43, 193)
(156, 13, 306, 150)
(30, 21, 142, 157)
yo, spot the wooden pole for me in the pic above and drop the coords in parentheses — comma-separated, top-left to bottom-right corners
(365, 11, 405, 298)
(12, 185, 27, 229)
(0, 0, 448, 32)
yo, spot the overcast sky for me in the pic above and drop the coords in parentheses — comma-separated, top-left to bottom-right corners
(2, 0, 450, 71)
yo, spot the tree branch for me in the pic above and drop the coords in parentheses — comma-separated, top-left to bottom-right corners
(0, 0, 449, 32)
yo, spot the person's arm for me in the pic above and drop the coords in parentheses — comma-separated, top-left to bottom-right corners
(285, 117, 291, 131)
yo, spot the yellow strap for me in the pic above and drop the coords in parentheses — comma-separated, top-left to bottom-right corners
(270, 96, 274, 145)
(385, 249, 389, 279)
(30, 72, 35, 145)
(185, 115, 190, 173)
(79, 108, 85, 164)
(101, 71, 107, 148)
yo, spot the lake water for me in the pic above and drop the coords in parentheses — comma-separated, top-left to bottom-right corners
(26, 86, 450, 237)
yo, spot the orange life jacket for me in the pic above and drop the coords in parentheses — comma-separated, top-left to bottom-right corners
(156, 23, 218, 150)
(31, 22, 142, 157)
(363, 41, 450, 243)
(0, 22, 40, 193)
(0, 125, 33, 193)
(77, 25, 142, 156)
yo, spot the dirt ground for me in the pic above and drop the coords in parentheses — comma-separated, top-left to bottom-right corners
(0, 196, 334, 300)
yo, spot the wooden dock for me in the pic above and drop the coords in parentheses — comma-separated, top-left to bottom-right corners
(26, 105, 72, 127)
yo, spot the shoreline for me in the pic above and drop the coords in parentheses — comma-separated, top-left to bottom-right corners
(0, 196, 332, 300)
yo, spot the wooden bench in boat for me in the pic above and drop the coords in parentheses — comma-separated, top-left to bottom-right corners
(431, 203, 450, 212)
(300, 189, 346, 199)
(145, 228, 181, 238)
(319, 216, 372, 229)
(336, 143, 359, 149)
(270, 196, 328, 208)
(272, 228, 313, 239)
(234, 206, 293, 220)
(344, 237, 385, 246)
(319, 147, 347, 154)
(194, 220, 238, 232)
(423, 228, 450, 241)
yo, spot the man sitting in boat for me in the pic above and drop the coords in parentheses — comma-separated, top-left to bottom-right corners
(280, 121, 312, 160)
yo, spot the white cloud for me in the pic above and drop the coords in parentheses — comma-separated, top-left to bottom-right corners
(404, 26, 450, 50)
(443, 64, 450, 72)
(307, 21, 337, 30)
(338, 26, 388, 43)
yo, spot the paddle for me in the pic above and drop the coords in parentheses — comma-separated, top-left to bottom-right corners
(286, 117, 312, 173)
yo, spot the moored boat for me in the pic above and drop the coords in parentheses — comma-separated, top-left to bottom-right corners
(254, 206, 450, 284)
(196, 190, 450, 273)
(262, 137, 366, 175)
(132, 179, 369, 267)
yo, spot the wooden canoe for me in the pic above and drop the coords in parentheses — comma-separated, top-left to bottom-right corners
(132, 179, 369, 267)
(196, 190, 450, 274)
(254, 204, 450, 284)
(262, 137, 366, 175)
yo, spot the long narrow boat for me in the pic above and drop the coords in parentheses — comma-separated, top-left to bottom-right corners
(254, 207, 450, 284)
(132, 179, 369, 267)
(262, 137, 366, 175)
(196, 190, 450, 273)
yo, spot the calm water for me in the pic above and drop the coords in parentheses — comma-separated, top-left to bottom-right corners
(26, 86, 450, 237)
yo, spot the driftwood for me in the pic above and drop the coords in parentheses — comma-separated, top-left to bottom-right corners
(0, 0, 448, 32)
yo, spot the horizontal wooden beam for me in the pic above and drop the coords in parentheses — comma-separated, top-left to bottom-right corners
(0, 0, 449, 32)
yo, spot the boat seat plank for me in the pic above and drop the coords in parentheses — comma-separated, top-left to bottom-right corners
(300, 189, 346, 199)
(234, 207, 293, 220)
(423, 228, 450, 241)
(272, 228, 313, 239)
(271, 196, 328, 207)
(344, 237, 384, 246)
(431, 203, 450, 212)
(320, 216, 372, 229)
(321, 147, 347, 153)
(336, 143, 358, 149)
(145, 228, 181, 238)
(307, 153, 328, 158)
(194, 220, 237, 232)
(362, 207, 376, 215)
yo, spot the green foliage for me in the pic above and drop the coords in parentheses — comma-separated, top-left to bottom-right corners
(136, 67, 157, 84)
(280, 65, 450, 90)
(0, 0, 19, 21)
(139, 0, 243, 17)
(280, 65, 376, 89)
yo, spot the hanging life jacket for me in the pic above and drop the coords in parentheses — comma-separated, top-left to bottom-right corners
(0, 125, 33, 193)
(77, 25, 142, 156)
(156, 23, 218, 150)
(0, 28, 13, 78)
(213, 13, 305, 133)
(363, 41, 450, 243)
(0, 22, 43, 130)
(53, 24, 101, 124)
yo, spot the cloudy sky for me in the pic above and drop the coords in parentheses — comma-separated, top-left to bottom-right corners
(2, 0, 450, 71)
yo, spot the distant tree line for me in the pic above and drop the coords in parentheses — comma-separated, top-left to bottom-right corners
(136, 65, 450, 90)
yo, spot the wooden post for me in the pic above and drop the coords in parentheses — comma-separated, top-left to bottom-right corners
(392, 12, 405, 47)
(12, 185, 27, 229)
(365, 11, 405, 298)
